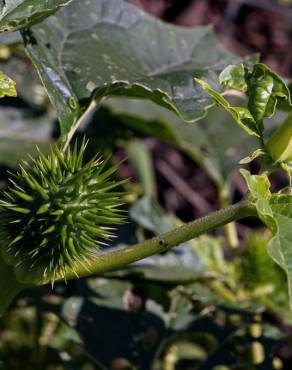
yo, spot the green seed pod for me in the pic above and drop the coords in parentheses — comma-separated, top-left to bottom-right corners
(266, 113, 292, 163)
(0, 140, 126, 284)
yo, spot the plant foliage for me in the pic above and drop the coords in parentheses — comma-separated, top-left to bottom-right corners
(0, 0, 292, 369)
(21, 0, 250, 139)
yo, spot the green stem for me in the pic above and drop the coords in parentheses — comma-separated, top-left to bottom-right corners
(126, 139, 157, 199)
(62, 100, 97, 152)
(62, 200, 256, 281)
(0, 258, 26, 316)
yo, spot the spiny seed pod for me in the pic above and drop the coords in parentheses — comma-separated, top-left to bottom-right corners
(0, 140, 126, 284)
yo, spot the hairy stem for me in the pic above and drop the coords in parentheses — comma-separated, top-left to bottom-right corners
(63, 200, 256, 281)
(1, 200, 257, 315)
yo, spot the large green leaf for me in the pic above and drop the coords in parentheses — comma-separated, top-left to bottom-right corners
(22, 0, 246, 140)
(0, 0, 72, 32)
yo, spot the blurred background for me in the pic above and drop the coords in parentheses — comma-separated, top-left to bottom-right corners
(131, 0, 292, 76)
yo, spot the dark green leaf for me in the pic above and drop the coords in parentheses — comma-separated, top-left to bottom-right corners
(0, 0, 72, 33)
(22, 0, 246, 140)
(247, 63, 291, 125)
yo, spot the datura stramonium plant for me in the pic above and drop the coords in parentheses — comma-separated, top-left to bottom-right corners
(0, 141, 126, 285)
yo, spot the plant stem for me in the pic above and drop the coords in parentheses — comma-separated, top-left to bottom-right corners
(0, 258, 26, 316)
(62, 100, 97, 152)
(126, 139, 157, 199)
(62, 200, 256, 281)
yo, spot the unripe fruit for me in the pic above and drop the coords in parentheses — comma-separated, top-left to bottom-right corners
(266, 114, 292, 163)
(0, 141, 126, 284)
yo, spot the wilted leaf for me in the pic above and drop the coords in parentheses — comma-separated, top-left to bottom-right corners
(22, 0, 247, 140)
